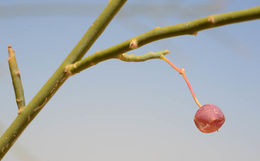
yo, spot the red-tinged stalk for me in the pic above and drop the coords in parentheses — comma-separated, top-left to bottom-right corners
(160, 56, 202, 108)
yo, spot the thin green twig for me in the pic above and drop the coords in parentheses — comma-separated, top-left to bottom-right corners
(68, 6, 260, 74)
(8, 45, 25, 113)
(116, 50, 170, 62)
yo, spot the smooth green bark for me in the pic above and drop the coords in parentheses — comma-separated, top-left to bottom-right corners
(69, 6, 260, 74)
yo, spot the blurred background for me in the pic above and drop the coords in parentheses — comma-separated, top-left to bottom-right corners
(0, 0, 260, 160)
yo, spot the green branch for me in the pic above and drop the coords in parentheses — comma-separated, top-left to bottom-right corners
(8, 45, 25, 113)
(0, 0, 126, 159)
(116, 50, 170, 62)
(69, 6, 260, 74)
(66, 50, 170, 73)
(0, 3, 259, 160)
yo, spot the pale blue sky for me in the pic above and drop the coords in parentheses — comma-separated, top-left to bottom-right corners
(0, 0, 260, 161)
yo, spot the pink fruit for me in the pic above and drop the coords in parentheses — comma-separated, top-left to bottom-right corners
(194, 104, 225, 133)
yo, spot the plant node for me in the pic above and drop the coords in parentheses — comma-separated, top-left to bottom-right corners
(179, 68, 185, 75)
(191, 32, 198, 36)
(208, 16, 215, 23)
(64, 65, 73, 77)
(129, 39, 138, 49)
(18, 107, 24, 114)
(154, 26, 161, 30)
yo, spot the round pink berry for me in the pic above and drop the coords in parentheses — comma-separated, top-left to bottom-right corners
(194, 104, 225, 133)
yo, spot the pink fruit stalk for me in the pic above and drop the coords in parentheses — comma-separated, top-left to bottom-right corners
(161, 56, 225, 133)
(194, 104, 225, 133)
(160, 56, 202, 107)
